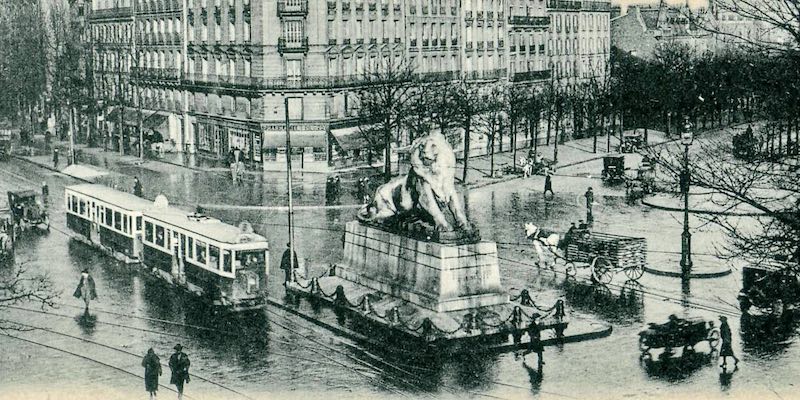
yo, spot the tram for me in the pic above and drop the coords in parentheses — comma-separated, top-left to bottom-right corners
(64, 184, 270, 311)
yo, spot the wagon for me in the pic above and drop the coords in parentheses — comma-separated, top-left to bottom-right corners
(639, 316, 719, 355)
(7, 190, 50, 234)
(562, 231, 647, 283)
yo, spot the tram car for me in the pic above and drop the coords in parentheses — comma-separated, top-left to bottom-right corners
(65, 184, 270, 311)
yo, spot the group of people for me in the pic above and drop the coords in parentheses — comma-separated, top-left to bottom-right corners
(356, 177, 372, 204)
(558, 220, 591, 251)
(141, 345, 192, 400)
(325, 175, 342, 205)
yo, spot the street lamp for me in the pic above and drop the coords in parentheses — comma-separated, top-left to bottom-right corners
(680, 117, 693, 277)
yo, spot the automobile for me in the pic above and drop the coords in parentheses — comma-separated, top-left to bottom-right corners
(601, 155, 626, 184)
(619, 130, 645, 153)
(7, 190, 50, 234)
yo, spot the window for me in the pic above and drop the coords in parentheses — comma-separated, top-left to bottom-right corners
(196, 240, 206, 263)
(229, 59, 235, 76)
(106, 208, 113, 226)
(286, 59, 302, 81)
(215, 24, 222, 42)
(145, 221, 153, 242)
(122, 214, 128, 233)
(243, 21, 250, 42)
(287, 97, 303, 120)
(187, 237, 194, 258)
(229, 21, 235, 41)
(283, 20, 303, 43)
(223, 250, 232, 272)
(201, 25, 208, 41)
(136, 216, 142, 231)
(114, 211, 122, 230)
(155, 225, 165, 247)
(188, 24, 194, 41)
(209, 245, 220, 269)
(243, 59, 251, 77)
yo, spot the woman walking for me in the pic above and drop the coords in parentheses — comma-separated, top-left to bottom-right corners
(142, 348, 162, 400)
(72, 269, 97, 313)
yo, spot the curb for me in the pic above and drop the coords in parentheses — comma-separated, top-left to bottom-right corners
(266, 295, 613, 355)
(644, 265, 733, 279)
(641, 198, 767, 217)
(13, 155, 93, 184)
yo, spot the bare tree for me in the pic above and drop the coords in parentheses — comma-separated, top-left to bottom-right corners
(476, 83, 506, 178)
(450, 80, 484, 182)
(356, 57, 416, 181)
(0, 264, 58, 331)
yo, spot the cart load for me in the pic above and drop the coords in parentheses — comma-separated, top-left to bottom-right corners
(639, 315, 719, 354)
(564, 231, 647, 281)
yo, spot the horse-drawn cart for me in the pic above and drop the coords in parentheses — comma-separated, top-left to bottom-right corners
(639, 316, 719, 356)
(526, 224, 648, 284)
(7, 190, 50, 234)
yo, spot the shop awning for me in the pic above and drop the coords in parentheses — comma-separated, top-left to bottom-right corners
(263, 131, 327, 149)
(143, 112, 168, 130)
(106, 108, 152, 127)
(330, 126, 373, 151)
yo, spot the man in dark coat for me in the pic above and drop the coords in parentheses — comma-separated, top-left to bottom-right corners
(73, 269, 97, 312)
(543, 168, 554, 198)
(52, 148, 59, 169)
(133, 176, 144, 198)
(169, 344, 190, 399)
(719, 316, 739, 368)
(523, 314, 544, 371)
(142, 348, 162, 400)
(584, 187, 594, 222)
(280, 242, 299, 284)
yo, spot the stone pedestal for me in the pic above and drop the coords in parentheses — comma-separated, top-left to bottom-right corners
(337, 221, 507, 312)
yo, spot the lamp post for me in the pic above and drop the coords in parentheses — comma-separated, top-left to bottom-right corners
(680, 117, 693, 277)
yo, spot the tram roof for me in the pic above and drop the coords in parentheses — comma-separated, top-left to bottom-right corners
(144, 206, 268, 246)
(66, 184, 154, 212)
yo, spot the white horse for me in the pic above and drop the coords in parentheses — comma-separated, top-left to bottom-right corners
(518, 157, 533, 177)
(524, 223, 560, 269)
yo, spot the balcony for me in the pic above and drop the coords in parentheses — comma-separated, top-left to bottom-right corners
(408, 5, 416, 14)
(498, 39, 504, 47)
(369, 38, 377, 44)
(329, 38, 337, 45)
(88, 7, 133, 19)
(422, 39, 429, 47)
(421, 5, 428, 14)
(132, 67, 180, 81)
(431, 38, 438, 47)
(463, 68, 507, 81)
(278, 37, 309, 53)
(451, 38, 457, 46)
(509, 15, 551, 28)
(511, 69, 552, 82)
(547, 0, 582, 10)
(465, 42, 473, 51)
(476, 41, 484, 50)
(583, 1, 611, 11)
(327, 1, 336, 14)
(343, 38, 351, 44)
(417, 71, 459, 82)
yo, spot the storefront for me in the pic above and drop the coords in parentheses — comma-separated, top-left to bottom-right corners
(261, 129, 328, 172)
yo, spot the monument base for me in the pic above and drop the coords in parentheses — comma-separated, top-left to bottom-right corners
(338, 221, 507, 313)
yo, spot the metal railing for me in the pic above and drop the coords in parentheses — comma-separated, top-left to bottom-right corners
(509, 15, 551, 27)
(511, 69, 552, 82)
(277, 0, 308, 16)
(278, 37, 309, 53)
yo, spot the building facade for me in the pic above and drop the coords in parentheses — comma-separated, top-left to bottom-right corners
(85, 0, 610, 172)
(547, 0, 611, 87)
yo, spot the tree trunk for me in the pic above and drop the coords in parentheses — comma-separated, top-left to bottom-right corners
(384, 119, 392, 182)
(554, 106, 561, 164)
(462, 119, 471, 183)
(511, 118, 517, 169)
(489, 120, 495, 178)
(533, 115, 539, 155)
(546, 108, 552, 145)
(592, 114, 598, 153)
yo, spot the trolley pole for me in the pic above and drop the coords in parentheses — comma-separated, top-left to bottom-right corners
(284, 98, 295, 284)
(679, 118, 693, 278)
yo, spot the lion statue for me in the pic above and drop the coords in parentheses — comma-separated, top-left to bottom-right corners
(357, 132, 470, 232)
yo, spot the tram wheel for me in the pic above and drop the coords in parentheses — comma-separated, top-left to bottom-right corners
(624, 265, 645, 280)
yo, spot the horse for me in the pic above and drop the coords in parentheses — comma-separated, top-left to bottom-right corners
(524, 223, 560, 269)
(518, 157, 533, 177)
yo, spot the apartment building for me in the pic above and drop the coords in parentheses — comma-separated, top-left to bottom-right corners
(85, 0, 608, 172)
(547, 0, 611, 87)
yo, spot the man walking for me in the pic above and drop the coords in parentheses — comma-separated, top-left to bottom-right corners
(523, 314, 545, 371)
(280, 242, 299, 284)
(169, 344, 190, 400)
(543, 168, 554, 199)
(584, 187, 594, 223)
(719, 316, 739, 369)
(141, 348, 162, 400)
(72, 269, 97, 313)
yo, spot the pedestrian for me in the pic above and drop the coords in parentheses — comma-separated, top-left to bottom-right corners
(72, 268, 97, 313)
(52, 148, 59, 169)
(168, 344, 190, 400)
(280, 242, 299, 284)
(334, 175, 342, 203)
(585, 187, 594, 223)
(559, 222, 577, 250)
(523, 314, 544, 370)
(543, 168, 554, 198)
(133, 176, 144, 198)
(325, 177, 334, 205)
(41, 181, 49, 203)
(142, 348, 162, 400)
(719, 316, 739, 368)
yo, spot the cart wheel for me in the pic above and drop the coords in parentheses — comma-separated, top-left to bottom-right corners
(592, 257, 613, 285)
(565, 262, 577, 277)
(624, 265, 645, 280)
(707, 328, 720, 349)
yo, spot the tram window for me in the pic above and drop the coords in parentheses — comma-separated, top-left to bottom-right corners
(222, 250, 232, 273)
(196, 240, 206, 263)
(79, 200, 86, 215)
(106, 208, 113, 226)
(122, 215, 128, 233)
(114, 211, 122, 230)
(155, 225, 165, 247)
(71, 196, 78, 212)
(187, 237, 194, 258)
(136, 216, 142, 231)
(145, 221, 154, 243)
(209, 245, 220, 270)
(236, 250, 265, 269)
